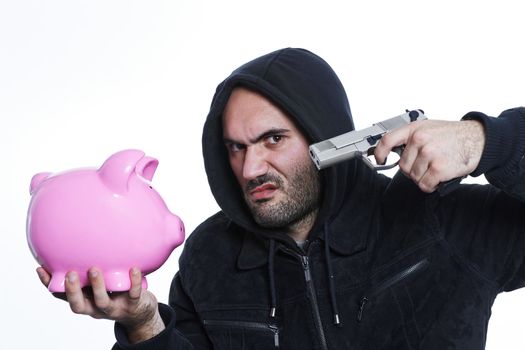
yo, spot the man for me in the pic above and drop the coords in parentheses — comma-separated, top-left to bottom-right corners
(38, 48, 525, 349)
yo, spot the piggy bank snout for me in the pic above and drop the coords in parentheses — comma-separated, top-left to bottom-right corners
(166, 213, 185, 248)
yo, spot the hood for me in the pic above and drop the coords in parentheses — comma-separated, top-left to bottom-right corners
(202, 48, 359, 242)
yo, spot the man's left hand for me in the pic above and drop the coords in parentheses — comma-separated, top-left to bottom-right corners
(374, 119, 485, 193)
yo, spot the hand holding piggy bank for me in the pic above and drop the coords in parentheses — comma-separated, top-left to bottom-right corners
(27, 149, 185, 292)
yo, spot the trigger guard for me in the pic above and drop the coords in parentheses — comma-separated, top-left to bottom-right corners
(373, 160, 400, 171)
(362, 154, 400, 171)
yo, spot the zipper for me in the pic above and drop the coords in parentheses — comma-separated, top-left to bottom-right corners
(357, 258, 429, 322)
(301, 255, 329, 350)
(203, 320, 280, 347)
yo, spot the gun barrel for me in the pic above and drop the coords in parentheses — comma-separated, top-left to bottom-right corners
(309, 140, 360, 169)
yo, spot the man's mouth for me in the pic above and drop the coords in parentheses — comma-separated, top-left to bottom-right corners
(249, 183, 278, 201)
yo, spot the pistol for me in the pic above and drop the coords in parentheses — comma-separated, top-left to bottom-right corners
(309, 109, 462, 195)
(309, 109, 426, 170)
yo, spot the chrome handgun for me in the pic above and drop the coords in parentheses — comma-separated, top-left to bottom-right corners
(309, 109, 426, 170)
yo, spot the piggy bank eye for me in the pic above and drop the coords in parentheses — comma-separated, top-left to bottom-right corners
(149, 186, 153, 189)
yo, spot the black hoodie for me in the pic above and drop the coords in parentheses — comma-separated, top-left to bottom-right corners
(201, 48, 358, 246)
(114, 48, 525, 350)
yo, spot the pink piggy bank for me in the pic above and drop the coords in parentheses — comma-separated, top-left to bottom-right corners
(26, 149, 185, 292)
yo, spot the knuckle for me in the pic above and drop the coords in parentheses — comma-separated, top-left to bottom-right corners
(94, 299, 110, 312)
(411, 130, 429, 145)
(421, 174, 439, 193)
(419, 145, 434, 159)
(129, 290, 142, 301)
(380, 133, 394, 147)
(428, 161, 442, 174)
(417, 178, 431, 192)
(398, 161, 410, 175)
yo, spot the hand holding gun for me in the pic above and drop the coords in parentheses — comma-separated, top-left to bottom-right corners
(309, 110, 426, 170)
(309, 110, 480, 195)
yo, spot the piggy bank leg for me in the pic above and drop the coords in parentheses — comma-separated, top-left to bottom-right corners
(104, 270, 148, 292)
(48, 270, 90, 293)
(48, 271, 67, 293)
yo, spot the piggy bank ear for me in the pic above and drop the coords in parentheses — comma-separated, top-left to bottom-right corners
(136, 156, 158, 182)
(30, 172, 52, 194)
(98, 149, 147, 194)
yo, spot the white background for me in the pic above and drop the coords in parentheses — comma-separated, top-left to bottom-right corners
(1, 0, 524, 349)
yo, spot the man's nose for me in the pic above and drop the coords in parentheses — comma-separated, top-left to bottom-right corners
(242, 146, 269, 180)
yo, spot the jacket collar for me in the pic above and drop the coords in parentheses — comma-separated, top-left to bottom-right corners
(236, 219, 368, 270)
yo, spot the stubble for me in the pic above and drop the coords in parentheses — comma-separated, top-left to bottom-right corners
(243, 161, 321, 229)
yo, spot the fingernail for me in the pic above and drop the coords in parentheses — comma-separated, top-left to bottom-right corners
(90, 269, 98, 278)
(67, 273, 77, 283)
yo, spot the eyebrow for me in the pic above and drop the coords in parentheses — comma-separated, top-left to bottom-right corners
(224, 128, 291, 145)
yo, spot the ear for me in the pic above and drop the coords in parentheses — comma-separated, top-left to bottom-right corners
(30, 172, 52, 195)
(97, 149, 146, 194)
(135, 156, 159, 182)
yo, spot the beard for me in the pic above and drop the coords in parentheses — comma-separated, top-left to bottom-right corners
(243, 160, 321, 229)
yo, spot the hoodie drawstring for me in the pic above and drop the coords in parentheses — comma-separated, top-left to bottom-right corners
(324, 221, 342, 326)
(268, 239, 277, 318)
(267, 229, 341, 326)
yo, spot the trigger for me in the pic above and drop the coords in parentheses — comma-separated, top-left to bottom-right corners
(392, 145, 405, 155)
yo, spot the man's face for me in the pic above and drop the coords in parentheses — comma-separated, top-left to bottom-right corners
(222, 87, 321, 229)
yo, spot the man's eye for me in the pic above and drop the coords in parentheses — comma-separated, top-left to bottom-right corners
(228, 143, 245, 152)
(267, 135, 283, 145)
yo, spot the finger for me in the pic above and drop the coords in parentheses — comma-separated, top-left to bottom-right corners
(65, 271, 90, 314)
(404, 143, 435, 183)
(374, 126, 411, 165)
(399, 126, 433, 177)
(417, 160, 446, 193)
(417, 173, 439, 193)
(88, 268, 112, 315)
(128, 267, 143, 301)
(36, 267, 51, 287)
(397, 143, 419, 178)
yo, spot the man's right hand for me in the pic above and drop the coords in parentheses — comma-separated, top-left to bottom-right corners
(36, 266, 166, 344)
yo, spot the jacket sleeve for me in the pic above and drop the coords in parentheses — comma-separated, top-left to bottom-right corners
(462, 107, 525, 201)
(438, 107, 525, 293)
(111, 273, 211, 350)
